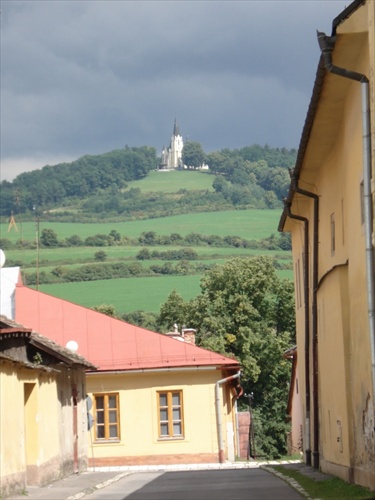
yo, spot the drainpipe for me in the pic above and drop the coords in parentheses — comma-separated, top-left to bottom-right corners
(317, 30, 375, 432)
(291, 179, 320, 469)
(215, 370, 241, 463)
(284, 200, 312, 466)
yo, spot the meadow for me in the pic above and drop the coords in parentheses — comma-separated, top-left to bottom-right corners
(1, 208, 292, 315)
(0, 210, 282, 243)
(39, 275, 203, 313)
(39, 269, 293, 314)
(126, 169, 215, 193)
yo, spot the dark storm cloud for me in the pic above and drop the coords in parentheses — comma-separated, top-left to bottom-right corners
(1, 0, 348, 180)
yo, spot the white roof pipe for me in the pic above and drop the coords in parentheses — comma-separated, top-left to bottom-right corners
(215, 370, 241, 463)
(317, 30, 375, 432)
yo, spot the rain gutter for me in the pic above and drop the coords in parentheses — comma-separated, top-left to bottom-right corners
(215, 370, 241, 463)
(87, 365, 221, 375)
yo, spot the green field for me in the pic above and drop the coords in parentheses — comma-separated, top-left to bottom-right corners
(126, 170, 214, 193)
(2, 207, 292, 315)
(39, 275, 203, 313)
(1, 209, 283, 243)
(38, 268, 293, 314)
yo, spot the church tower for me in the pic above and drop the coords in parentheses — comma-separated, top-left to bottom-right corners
(160, 120, 183, 169)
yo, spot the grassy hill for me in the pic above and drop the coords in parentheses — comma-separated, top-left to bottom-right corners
(126, 170, 215, 193)
(1, 171, 292, 318)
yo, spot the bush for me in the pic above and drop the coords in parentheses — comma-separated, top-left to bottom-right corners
(94, 251, 107, 262)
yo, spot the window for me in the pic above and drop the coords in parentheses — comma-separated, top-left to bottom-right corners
(157, 390, 184, 439)
(93, 393, 120, 441)
(330, 213, 335, 255)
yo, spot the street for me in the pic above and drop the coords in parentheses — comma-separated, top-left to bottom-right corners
(85, 468, 304, 500)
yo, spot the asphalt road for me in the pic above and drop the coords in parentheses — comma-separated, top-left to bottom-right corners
(85, 468, 304, 500)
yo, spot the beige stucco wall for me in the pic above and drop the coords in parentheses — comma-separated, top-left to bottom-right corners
(285, 1, 375, 490)
(57, 368, 89, 475)
(290, 365, 303, 455)
(0, 362, 89, 497)
(86, 369, 238, 465)
(0, 363, 60, 496)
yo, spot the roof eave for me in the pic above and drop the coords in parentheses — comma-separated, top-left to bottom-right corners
(278, 0, 367, 233)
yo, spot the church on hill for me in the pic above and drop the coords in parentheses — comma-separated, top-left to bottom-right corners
(159, 119, 183, 169)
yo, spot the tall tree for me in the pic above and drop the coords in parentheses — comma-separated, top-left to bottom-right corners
(182, 141, 206, 169)
(157, 256, 296, 458)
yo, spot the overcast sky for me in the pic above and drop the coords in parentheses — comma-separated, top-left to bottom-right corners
(1, 0, 349, 181)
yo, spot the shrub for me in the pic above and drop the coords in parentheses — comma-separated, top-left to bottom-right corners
(94, 251, 107, 262)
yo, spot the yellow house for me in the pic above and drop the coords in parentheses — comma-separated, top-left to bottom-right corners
(13, 281, 242, 467)
(279, 0, 375, 490)
(0, 315, 95, 497)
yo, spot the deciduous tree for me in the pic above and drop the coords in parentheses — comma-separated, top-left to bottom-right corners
(157, 256, 295, 458)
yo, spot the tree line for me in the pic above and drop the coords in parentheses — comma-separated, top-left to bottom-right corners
(0, 229, 291, 252)
(0, 146, 157, 216)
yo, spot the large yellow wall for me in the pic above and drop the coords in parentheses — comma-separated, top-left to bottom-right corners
(0, 361, 89, 496)
(86, 369, 237, 465)
(286, 0, 375, 489)
(0, 363, 61, 494)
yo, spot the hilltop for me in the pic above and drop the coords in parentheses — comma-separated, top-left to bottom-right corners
(0, 144, 296, 222)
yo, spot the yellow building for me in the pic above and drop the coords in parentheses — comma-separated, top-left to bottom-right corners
(14, 283, 242, 467)
(279, 0, 375, 490)
(87, 367, 240, 466)
(0, 315, 95, 497)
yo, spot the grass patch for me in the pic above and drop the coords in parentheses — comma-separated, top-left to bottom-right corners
(1, 209, 282, 243)
(39, 275, 203, 313)
(126, 169, 215, 193)
(271, 465, 374, 500)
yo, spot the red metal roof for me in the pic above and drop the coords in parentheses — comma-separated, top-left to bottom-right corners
(15, 284, 239, 372)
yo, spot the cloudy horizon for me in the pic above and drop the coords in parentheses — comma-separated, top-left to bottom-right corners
(1, 0, 349, 181)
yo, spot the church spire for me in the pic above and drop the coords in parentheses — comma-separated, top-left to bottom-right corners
(173, 118, 180, 137)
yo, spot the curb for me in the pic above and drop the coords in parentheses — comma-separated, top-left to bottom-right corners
(261, 465, 313, 500)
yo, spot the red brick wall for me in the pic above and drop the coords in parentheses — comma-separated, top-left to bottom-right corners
(89, 453, 219, 467)
(238, 411, 250, 459)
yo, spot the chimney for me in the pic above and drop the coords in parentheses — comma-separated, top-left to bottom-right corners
(182, 327, 196, 346)
(165, 323, 184, 341)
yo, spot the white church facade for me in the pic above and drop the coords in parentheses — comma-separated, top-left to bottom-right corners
(159, 120, 183, 169)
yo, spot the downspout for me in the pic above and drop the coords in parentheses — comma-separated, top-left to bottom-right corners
(284, 200, 312, 466)
(291, 179, 320, 470)
(317, 30, 375, 431)
(215, 370, 241, 463)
